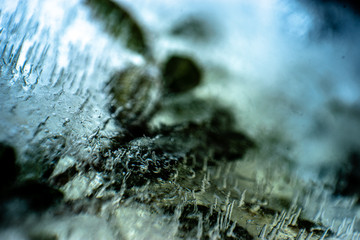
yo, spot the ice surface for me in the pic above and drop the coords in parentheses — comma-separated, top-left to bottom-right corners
(0, 0, 146, 170)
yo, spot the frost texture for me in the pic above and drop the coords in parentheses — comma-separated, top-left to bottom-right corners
(0, 0, 142, 167)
